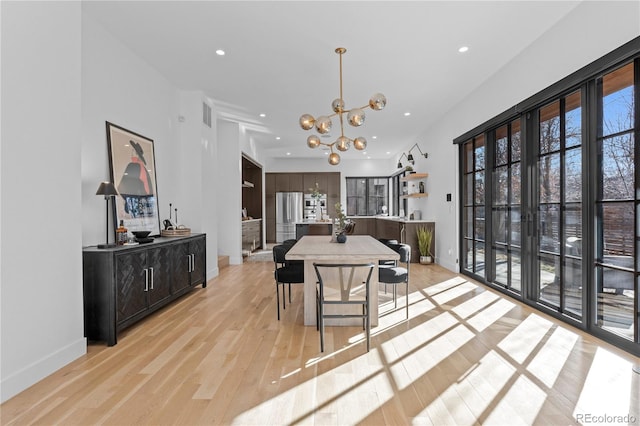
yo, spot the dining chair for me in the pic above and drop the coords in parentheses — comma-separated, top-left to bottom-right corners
(343, 221, 356, 235)
(313, 263, 375, 352)
(378, 243, 410, 318)
(273, 244, 304, 320)
(378, 238, 399, 294)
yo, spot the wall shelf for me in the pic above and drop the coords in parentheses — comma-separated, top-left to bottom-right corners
(400, 172, 428, 181)
(401, 193, 429, 199)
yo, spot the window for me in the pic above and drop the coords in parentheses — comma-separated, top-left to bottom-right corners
(346, 177, 389, 216)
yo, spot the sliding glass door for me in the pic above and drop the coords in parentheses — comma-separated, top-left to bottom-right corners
(594, 62, 637, 342)
(535, 91, 583, 319)
(491, 120, 522, 293)
(462, 135, 486, 279)
(459, 55, 640, 353)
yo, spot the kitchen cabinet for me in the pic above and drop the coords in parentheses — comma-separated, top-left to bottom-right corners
(265, 172, 341, 243)
(275, 174, 290, 192)
(242, 219, 262, 253)
(376, 218, 403, 241)
(83, 234, 206, 346)
(348, 217, 375, 235)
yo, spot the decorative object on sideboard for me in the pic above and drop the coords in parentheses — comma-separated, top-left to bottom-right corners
(106, 121, 161, 236)
(161, 202, 191, 236)
(417, 226, 433, 264)
(96, 181, 119, 249)
(299, 47, 386, 165)
(132, 230, 154, 244)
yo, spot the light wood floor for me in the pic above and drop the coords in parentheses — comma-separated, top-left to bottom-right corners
(2, 260, 639, 425)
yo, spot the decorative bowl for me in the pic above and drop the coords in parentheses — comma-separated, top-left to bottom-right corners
(132, 231, 151, 239)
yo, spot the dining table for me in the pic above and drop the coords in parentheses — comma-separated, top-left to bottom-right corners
(285, 235, 400, 326)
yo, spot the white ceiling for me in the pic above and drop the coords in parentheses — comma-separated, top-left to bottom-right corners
(83, 1, 581, 162)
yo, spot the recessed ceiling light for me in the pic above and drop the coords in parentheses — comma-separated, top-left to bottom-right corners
(286, 152, 291, 156)
(215, 49, 225, 56)
(386, 151, 391, 155)
(458, 46, 469, 53)
(372, 136, 377, 139)
(275, 136, 280, 140)
(259, 113, 266, 117)
(404, 112, 411, 117)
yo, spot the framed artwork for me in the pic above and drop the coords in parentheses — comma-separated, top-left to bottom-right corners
(106, 121, 161, 236)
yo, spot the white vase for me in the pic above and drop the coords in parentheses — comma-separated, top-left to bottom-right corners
(420, 255, 433, 265)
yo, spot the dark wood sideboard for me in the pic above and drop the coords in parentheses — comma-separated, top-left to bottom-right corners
(82, 234, 206, 346)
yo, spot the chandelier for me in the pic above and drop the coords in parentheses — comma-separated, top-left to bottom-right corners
(299, 47, 386, 165)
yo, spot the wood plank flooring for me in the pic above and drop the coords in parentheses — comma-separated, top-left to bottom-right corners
(2, 260, 639, 425)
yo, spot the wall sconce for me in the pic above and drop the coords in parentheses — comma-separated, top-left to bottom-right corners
(396, 153, 410, 169)
(407, 143, 428, 165)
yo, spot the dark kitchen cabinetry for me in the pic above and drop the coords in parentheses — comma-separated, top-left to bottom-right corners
(83, 234, 206, 346)
(265, 172, 341, 242)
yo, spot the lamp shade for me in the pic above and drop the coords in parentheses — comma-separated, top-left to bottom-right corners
(96, 181, 118, 197)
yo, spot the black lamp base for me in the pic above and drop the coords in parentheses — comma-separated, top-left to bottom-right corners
(97, 243, 117, 249)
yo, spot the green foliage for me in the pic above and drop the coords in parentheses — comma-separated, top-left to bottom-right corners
(335, 202, 346, 231)
(417, 226, 433, 257)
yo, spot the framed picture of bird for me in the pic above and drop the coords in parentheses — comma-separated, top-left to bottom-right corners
(106, 121, 161, 237)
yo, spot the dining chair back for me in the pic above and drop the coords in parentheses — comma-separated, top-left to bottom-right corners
(313, 263, 375, 352)
(273, 244, 304, 320)
(378, 243, 410, 318)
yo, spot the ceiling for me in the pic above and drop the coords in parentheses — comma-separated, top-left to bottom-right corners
(83, 1, 581, 163)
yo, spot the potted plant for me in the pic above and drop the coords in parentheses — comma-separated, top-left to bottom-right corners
(334, 202, 348, 243)
(417, 226, 433, 264)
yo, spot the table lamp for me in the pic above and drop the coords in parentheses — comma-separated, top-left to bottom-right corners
(96, 181, 119, 248)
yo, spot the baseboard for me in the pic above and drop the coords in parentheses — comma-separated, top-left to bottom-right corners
(0, 337, 86, 403)
(207, 267, 219, 281)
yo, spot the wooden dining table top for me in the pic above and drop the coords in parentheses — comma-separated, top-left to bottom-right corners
(285, 235, 400, 261)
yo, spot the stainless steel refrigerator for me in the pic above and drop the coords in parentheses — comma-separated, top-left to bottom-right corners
(276, 192, 303, 243)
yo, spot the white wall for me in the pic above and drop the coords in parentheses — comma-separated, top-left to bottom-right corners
(1, 2, 86, 402)
(403, 0, 640, 272)
(81, 12, 180, 246)
(217, 120, 243, 264)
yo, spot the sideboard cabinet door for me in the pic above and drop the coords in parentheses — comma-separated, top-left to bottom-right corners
(115, 250, 148, 326)
(189, 236, 206, 287)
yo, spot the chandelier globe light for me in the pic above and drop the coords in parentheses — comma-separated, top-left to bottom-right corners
(299, 47, 386, 165)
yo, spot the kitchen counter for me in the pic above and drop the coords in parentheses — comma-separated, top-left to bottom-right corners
(241, 218, 262, 223)
(347, 215, 434, 223)
(345, 216, 435, 263)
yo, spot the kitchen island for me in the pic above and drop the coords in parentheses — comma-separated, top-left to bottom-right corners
(295, 221, 333, 239)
